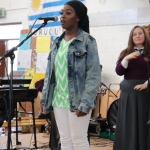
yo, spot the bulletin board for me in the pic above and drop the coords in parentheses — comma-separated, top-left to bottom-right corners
(17, 29, 58, 88)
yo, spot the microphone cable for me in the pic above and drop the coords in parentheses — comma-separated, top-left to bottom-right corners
(26, 18, 38, 37)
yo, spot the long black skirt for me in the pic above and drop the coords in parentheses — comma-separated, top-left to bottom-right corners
(113, 79, 150, 150)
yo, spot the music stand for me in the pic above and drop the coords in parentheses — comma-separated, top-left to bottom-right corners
(0, 78, 31, 87)
(0, 78, 38, 148)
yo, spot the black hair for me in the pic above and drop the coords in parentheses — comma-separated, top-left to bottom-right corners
(65, 1, 89, 33)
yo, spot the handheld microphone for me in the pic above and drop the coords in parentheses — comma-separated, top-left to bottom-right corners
(38, 16, 58, 22)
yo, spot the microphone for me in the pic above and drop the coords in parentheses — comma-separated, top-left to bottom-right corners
(38, 16, 58, 22)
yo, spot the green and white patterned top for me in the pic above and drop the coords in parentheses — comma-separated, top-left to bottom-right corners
(52, 38, 75, 108)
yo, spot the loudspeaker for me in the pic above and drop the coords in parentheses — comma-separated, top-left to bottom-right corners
(89, 120, 101, 136)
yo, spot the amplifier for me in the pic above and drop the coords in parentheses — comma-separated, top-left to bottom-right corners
(89, 120, 101, 136)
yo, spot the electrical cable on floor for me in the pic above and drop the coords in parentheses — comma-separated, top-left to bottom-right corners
(16, 144, 49, 150)
(10, 135, 50, 149)
(29, 131, 33, 149)
(16, 142, 50, 149)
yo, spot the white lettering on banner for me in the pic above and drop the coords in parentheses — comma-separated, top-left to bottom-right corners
(33, 26, 63, 36)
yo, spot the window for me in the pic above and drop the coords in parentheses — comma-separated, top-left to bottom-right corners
(0, 24, 22, 74)
(0, 24, 22, 39)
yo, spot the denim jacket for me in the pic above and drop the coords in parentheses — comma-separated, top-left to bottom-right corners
(40, 28, 101, 114)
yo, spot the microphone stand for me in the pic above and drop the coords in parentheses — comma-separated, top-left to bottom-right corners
(0, 20, 49, 150)
(101, 82, 118, 98)
(94, 83, 118, 120)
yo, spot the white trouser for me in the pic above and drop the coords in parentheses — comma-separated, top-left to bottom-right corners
(53, 107, 91, 150)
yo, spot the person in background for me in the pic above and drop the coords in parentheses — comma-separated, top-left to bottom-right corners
(35, 79, 44, 93)
(113, 25, 150, 150)
(40, 1, 101, 150)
